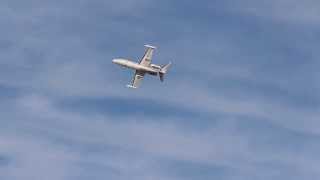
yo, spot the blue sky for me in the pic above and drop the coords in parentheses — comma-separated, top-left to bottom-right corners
(0, 0, 319, 179)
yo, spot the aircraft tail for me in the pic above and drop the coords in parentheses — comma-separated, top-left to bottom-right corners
(159, 62, 172, 82)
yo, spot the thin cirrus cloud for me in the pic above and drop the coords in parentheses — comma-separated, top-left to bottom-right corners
(2, 93, 320, 180)
(204, 0, 320, 25)
(0, 0, 319, 180)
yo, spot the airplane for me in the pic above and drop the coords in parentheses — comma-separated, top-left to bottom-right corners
(112, 45, 172, 88)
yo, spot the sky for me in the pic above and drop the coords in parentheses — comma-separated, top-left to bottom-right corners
(0, 0, 319, 179)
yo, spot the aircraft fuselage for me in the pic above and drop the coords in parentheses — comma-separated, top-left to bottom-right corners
(112, 59, 159, 75)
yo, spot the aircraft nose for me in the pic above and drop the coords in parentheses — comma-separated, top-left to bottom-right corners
(113, 59, 127, 66)
(112, 59, 120, 64)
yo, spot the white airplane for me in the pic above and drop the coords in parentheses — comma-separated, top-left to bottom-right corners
(112, 45, 172, 88)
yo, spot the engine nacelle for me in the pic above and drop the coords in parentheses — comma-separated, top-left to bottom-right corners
(150, 64, 161, 69)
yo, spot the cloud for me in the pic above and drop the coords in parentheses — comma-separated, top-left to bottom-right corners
(0, 93, 318, 180)
(0, 0, 319, 179)
(212, 0, 320, 25)
(0, 134, 76, 180)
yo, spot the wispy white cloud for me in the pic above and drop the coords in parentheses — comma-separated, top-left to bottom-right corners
(0, 93, 318, 179)
(0, 134, 76, 180)
(0, 0, 319, 179)
(216, 0, 320, 25)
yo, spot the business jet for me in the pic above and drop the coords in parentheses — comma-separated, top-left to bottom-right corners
(112, 45, 171, 88)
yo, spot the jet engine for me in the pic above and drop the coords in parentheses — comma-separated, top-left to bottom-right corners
(150, 64, 161, 69)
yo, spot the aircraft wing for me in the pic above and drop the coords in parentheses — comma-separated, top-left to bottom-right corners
(139, 45, 156, 66)
(127, 70, 145, 88)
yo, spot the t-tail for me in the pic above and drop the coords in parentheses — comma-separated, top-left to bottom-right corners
(159, 62, 172, 82)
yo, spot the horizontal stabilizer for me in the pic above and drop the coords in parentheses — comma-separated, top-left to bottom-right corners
(159, 62, 172, 82)
(144, 44, 157, 49)
(160, 62, 172, 74)
(126, 84, 138, 89)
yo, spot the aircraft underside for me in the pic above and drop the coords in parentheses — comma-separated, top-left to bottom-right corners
(113, 45, 171, 88)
